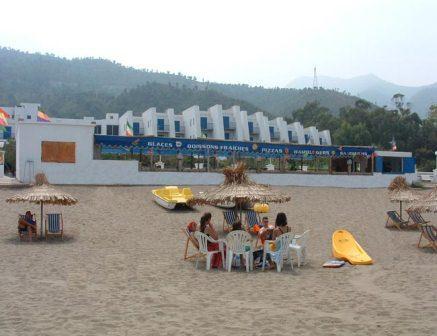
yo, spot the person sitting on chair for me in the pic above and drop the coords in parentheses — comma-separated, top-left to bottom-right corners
(272, 212, 290, 239)
(18, 211, 37, 236)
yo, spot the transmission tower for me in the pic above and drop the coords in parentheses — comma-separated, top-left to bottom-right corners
(312, 66, 318, 89)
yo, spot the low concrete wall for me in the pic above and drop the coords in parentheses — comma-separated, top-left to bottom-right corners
(42, 159, 416, 188)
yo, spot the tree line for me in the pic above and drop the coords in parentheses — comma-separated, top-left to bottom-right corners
(289, 100, 437, 171)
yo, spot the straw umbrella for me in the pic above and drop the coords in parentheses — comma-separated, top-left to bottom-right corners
(6, 173, 78, 238)
(189, 162, 290, 218)
(387, 176, 420, 220)
(408, 186, 437, 214)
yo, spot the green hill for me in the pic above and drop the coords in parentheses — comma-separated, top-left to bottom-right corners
(0, 47, 362, 118)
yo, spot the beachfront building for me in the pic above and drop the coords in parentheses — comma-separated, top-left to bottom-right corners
(1, 103, 332, 146)
(84, 105, 332, 145)
(11, 117, 417, 187)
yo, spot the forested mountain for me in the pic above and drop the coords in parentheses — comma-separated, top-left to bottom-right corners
(288, 74, 437, 118)
(0, 47, 361, 118)
(1, 47, 435, 170)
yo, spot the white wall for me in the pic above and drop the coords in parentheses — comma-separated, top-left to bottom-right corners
(16, 122, 95, 184)
(166, 109, 176, 138)
(319, 130, 332, 145)
(255, 112, 270, 142)
(143, 108, 156, 136)
(182, 106, 200, 139)
(208, 105, 225, 140)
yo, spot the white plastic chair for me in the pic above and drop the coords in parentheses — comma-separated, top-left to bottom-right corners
(289, 230, 310, 268)
(194, 231, 226, 270)
(263, 232, 295, 272)
(226, 230, 253, 272)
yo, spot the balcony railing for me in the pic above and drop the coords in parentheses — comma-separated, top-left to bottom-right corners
(157, 124, 170, 132)
(175, 125, 185, 133)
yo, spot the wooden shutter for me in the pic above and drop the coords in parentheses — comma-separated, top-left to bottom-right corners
(41, 141, 76, 163)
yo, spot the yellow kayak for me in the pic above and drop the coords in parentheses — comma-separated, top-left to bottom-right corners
(332, 230, 373, 265)
(152, 186, 193, 209)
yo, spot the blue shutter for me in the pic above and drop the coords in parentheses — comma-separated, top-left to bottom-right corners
(200, 117, 208, 130)
(269, 126, 274, 138)
(174, 120, 180, 133)
(248, 122, 254, 134)
(402, 157, 415, 173)
(133, 122, 140, 135)
(223, 116, 230, 130)
(3, 126, 11, 139)
(225, 132, 230, 140)
(288, 130, 292, 141)
(157, 119, 164, 131)
(374, 156, 383, 173)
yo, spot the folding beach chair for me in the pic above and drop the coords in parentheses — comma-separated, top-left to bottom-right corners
(222, 210, 237, 233)
(182, 227, 200, 260)
(45, 213, 64, 240)
(417, 224, 437, 251)
(245, 210, 260, 233)
(407, 209, 430, 228)
(385, 210, 412, 230)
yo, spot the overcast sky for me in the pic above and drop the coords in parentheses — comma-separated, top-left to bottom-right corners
(1, 0, 436, 87)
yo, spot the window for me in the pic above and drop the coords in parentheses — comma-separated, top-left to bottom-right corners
(27, 115, 31, 119)
(133, 122, 140, 135)
(319, 137, 323, 145)
(107, 125, 119, 135)
(248, 121, 254, 134)
(94, 125, 102, 134)
(382, 157, 402, 173)
(269, 126, 275, 138)
(109, 116, 114, 119)
(157, 118, 165, 131)
(288, 130, 293, 141)
(250, 136, 254, 142)
(225, 132, 230, 140)
(174, 120, 180, 133)
(200, 117, 208, 130)
(41, 141, 76, 163)
(223, 116, 230, 130)
(304, 134, 310, 143)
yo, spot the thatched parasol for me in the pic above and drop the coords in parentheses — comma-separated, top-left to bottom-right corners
(408, 186, 437, 213)
(6, 173, 78, 238)
(387, 176, 420, 219)
(189, 163, 290, 216)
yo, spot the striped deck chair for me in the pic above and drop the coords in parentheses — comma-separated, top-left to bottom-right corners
(182, 227, 200, 260)
(407, 210, 429, 228)
(418, 224, 437, 251)
(245, 210, 260, 233)
(222, 210, 237, 233)
(45, 213, 64, 240)
(385, 211, 412, 230)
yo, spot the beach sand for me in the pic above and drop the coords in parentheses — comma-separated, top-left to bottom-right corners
(0, 186, 436, 336)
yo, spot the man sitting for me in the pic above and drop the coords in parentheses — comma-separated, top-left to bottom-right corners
(18, 211, 37, 238)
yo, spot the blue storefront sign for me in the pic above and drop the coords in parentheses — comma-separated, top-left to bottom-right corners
(95, 135, 375, 159)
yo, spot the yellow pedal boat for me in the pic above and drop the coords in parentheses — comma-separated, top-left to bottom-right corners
(332, 229, 373, 265)
(152, 186, 194, 209)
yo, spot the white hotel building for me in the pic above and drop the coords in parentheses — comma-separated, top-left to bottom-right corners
(0, 103, 331, 145)
(86, 104, 332, 145)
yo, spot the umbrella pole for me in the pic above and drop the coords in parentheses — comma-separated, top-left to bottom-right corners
(40, 202, 44, 239)
(399, 201, 403, 220)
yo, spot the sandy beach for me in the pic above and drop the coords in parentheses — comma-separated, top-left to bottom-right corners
(0, 185, 436, 336)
